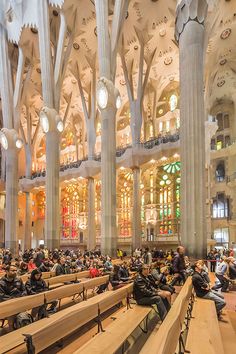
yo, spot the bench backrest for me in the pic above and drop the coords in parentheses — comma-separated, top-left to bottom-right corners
(0, 293, 44, 319)
(26, 285, 133, 353)
(0, 276, 109, 318)
(141, 277, 193, 354)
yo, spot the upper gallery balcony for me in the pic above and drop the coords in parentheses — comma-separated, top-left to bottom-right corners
(19, 132, 180, 192)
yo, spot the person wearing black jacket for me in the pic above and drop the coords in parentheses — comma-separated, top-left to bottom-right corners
(118, 262, 130, 282)
(25, 269, 48, 295)
(54, 257, 71, 276)
(0, 264, 26, 329)
(133, 265, 167, 321)
(25, 269, 57, 319)
(170, 246, 186, 286)
(192, 261, 226, 319)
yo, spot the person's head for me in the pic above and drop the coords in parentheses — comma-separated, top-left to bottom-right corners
(5, 265, 17, 279)
(59, 257, 65, 265)
(192, 260, 203, 273)
(31, 269, 42, 281)
(141, 264, 150, 277)
(177, 246, 185, 255)
(20, 261, 28, 270)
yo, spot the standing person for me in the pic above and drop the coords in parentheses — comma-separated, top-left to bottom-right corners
(212, 257, 230, 292)
(170, 246, 186, 286)
(207, 250, 216, 272)
(192, 261, 226, 320)
(143, 248, 152, 266)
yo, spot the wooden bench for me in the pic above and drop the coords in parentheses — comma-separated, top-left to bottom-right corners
(0, 283, 133, 354)
(73, 305, 152, 354)
(19, 271, 55, 283)
(0, 275, 109, 320)
(186, 298, 224, 354)
(45, 270, 90, 289)
(140, 277, 193, 354)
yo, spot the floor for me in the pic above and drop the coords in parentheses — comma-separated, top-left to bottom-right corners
(210, 273, 236, 354)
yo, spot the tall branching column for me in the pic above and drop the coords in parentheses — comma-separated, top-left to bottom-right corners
(87, 177, 96, 250)
(176, 0, 208, 258)
(38, 1, 60, 250)
(0, 25, 18, 255)
(95, 0, 128, 256)
(132, 167, 141, 250)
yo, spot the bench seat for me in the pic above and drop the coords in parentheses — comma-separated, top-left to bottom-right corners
(0, 284, 132, 354)
(74, 305, 151, 354)
(186, 298, 224, 354)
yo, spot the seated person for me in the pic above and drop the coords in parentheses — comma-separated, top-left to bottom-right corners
(133, 265, 168, 321)
(109, 265, 132, 290)
(212, 257, 230, 292)
(53, 257, 71, 276)
(159, 266, 175, 294)
(28, 258, 37, 272)
(25, 269, 57, 319)
(38, 259, 52, 273)
(228, 257, 236, 280)
(0, 264, 26, 329)
(103, 257, 113, 272)
(192, 261, 226, 319)
(17, 261, 29, 276)
(119, 261, 131, 282)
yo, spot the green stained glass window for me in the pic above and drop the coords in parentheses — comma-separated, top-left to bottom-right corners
(163, 161, 181, 174)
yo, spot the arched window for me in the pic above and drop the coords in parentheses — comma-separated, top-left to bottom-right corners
(169, 94, 178, 112)
(212, 193, 229, 219)
(215, 161, 225, 182)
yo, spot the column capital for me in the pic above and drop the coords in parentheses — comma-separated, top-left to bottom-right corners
(175, 0, 208, 42)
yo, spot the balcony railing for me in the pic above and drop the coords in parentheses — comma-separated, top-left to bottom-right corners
(211, 138, 236, 151)
(19, 132, 180, 180)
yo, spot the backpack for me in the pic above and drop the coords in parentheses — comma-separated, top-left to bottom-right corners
(13, 312, 33, 329)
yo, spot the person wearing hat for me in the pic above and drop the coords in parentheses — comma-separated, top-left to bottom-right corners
(133, 264, 168, 321)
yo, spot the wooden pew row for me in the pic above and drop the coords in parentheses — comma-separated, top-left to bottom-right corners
(0, 275, 109, 320)
(74, 305, 152, 354)
(140, 277, 193, 354)
(185, 298, 224, 354)
(0, 283, 133, 354)
(20, 271, 54, 283)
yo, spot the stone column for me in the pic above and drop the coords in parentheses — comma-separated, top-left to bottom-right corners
(5, 148, 18, 253)
(44, 130, 60, 250)
(38, 1, 60, 250)
(95, 0, 117, 256)
(0, 25, 18, 255)
(132, 167, 141, 251)
(24, 192, 32, 250)
(176, 0, 208, 258)
(100, 105, 117, 256)
(87, 177, 96, 250)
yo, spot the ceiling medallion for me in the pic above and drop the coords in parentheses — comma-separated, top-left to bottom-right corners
(219, 59, 227, 65)
(53, 10, 59, 17)
(134, 45, 138, 50)
(217, 80, 225, 87)
(169, 76, 174, 81)
(220, 28, 231, 40)
(73, 42, 80, 50)
(164, 57, 173, 65)
(159, 28, 166, 37)
(36, 68, 41, 74)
